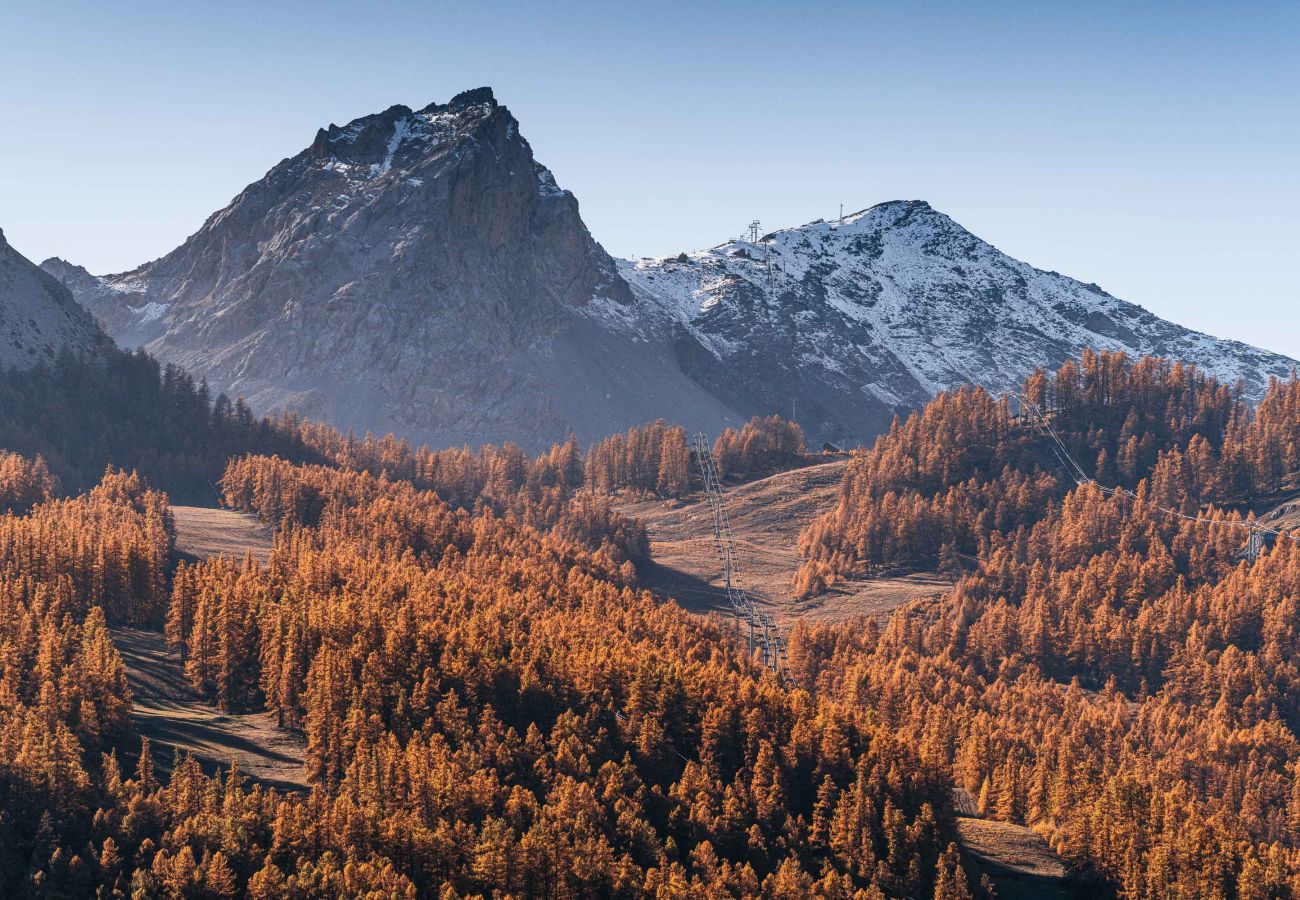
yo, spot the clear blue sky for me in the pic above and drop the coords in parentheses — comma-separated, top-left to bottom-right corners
(3, 1, 1297, 357)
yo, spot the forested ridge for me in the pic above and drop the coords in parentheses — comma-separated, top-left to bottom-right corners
(11, 345, 1300, 896)
(0, 358, 968, 896)
(0, 348, 317, 503)
(792, 351, 1300, 896)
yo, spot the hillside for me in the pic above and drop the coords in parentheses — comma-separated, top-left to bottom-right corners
(782, 352, 1300, 897)
(619, 459, 949, 624)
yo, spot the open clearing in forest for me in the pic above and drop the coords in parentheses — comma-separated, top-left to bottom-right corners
(112, 627, 308, 792)
(956, 817, 1072, 898)
(171, 505, 274, 563)
(619, 459, 950, 625)
(112, 506, 303, 791)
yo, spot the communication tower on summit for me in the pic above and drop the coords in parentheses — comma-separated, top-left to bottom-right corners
(742, 219, 777, 297)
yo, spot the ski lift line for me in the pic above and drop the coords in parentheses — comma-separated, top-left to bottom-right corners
(1016, 393, 1299, 549)
(690, 433, 784, 673)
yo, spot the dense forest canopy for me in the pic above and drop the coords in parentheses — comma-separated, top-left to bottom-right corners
(7, 345, 1300, 897)
(793, 351, 1300, 896)
(0, 353, 963, 897)
(0, 459, 959, 898)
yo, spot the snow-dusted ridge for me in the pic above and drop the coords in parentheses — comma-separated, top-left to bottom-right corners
(604, 200, 1294, 438)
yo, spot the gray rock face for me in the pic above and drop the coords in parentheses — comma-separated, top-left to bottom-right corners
(0, 229, 107, 370)
(44, 88, 741, 446)
(611, 201, 1299, 445)
(44, 92, 1297, 449)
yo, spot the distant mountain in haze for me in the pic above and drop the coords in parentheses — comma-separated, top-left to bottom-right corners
(43, 89, 1298, 448)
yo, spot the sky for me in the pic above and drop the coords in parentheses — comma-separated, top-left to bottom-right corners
(2, 0, 1297, 357)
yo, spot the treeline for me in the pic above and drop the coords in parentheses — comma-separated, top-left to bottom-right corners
(788, 351, 1300, 895)
(220, 452, 649, 568)
(0, 342, 815, 512)
(582, 415, 807, 496)
(2, 445, 977, 897)
(0, 348, 317, 503)
(282, 413, 806, 504)
(713, 416, 807, 480)
(585, 420, 691, 497)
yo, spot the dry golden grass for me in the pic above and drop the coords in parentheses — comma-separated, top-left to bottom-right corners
(172, 505, 273, 563)
(619, 460, 950, 625)
(956, 816, 1072, 898)
(956, 817, 1067, 879)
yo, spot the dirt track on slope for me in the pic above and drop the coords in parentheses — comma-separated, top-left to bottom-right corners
(619, 460, 950, 626)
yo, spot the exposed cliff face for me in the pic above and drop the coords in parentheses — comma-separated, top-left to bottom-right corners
(44, 88, 739, 446)
(0, 229, 107, 370)
(44, 91, 1297, 450)
(611, 201, 1297, 444)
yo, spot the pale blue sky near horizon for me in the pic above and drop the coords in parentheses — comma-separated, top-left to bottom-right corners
(2, 1, 1297, 356)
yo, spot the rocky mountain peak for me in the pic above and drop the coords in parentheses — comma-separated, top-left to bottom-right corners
(39, 256, 102, 293)
(43, 88, 706, 447)
(433, 85, 497, 111)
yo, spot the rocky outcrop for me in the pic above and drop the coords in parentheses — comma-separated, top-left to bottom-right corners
(0, 229, 107, 370)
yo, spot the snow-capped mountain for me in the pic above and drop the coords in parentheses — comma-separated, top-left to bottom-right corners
(0, 228, 107, 369)
(609, 201, 1296, 443)
(42, 88, 739, 447)
(43, 89, 1296, 449)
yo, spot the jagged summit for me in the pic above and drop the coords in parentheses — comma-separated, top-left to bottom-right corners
(307, 88, 502, 170)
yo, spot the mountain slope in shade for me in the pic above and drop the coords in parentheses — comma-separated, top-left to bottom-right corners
(606, 201, 1296, 443)
(42, 88, 740, 447)
(0, 228, 107, 369)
